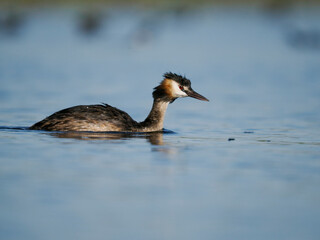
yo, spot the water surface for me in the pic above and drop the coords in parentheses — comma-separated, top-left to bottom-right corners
(1, 7, 320, 240)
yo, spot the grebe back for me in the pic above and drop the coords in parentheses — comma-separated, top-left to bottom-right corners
(30, 72, 209, 132)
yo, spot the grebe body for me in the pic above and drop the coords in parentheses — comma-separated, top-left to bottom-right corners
(30, 73, 209, 132)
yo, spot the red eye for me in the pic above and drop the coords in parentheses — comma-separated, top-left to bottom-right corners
(179, 85, 184, 91)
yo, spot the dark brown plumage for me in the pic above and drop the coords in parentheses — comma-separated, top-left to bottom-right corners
(30, 104, 140, 131)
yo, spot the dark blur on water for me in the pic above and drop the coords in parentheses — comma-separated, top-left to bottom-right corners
(0, 5, 320, 240)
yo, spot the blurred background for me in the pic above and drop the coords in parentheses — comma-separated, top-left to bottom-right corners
(1, 1, 320, 240)
(0, 0, 319, 127)
(1, 0, 320, 127)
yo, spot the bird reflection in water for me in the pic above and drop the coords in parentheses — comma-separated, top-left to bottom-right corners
(48, 129, 175, 149)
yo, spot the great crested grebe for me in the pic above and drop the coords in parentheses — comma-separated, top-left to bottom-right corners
(30, 72, 209, 132)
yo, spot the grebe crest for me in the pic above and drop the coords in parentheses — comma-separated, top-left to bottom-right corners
(30, 72, 209, 132)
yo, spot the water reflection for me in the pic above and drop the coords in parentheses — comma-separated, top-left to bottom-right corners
(48, 130, 179, 155)
(286, 28, 320, 50)
(0, 126, 178, 156)
(49, 131, 166, 145)
(78, 10, 105, 36)
(0, 10, 25, 36)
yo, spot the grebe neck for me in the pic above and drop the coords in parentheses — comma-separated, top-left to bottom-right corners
(139, 99, 170, 132)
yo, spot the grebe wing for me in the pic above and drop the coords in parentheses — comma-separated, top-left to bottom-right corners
(30, 104, 138, 131)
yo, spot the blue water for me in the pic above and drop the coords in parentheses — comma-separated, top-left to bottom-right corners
(1, 6, 320, 240)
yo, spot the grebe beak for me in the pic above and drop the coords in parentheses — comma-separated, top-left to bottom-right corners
(186, 89, 209, 101)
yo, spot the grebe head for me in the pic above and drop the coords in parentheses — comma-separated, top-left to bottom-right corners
(153, 72, 209, 103)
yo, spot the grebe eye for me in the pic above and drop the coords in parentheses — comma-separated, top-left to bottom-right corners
(179, 85, 184, 91)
